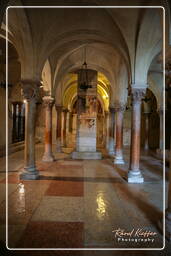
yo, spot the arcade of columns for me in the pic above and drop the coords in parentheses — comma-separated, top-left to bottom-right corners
(18, 80, 171, 240)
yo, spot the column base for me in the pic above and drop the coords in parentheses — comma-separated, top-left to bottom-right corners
(114, 155, 125, 164)
(128, 170, 144, 183)
(109, 151, 115, 156)
(20, 167, 39, 180)
(42, 154, 55, 162)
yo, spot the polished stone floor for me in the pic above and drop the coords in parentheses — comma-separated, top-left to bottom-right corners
(0, 144, 170, 255)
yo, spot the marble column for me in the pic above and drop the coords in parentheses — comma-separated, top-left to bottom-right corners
(102, 115, 106, 147)
(72, 113, 77, 135)
(143, 112, 150, 150)
(105, 111, 110, 151)
(62, 108, 68, 148)
(72, 113, 77, 147)
(20, 81, 40, 180)
(68, 111, 72, 133)
(108, 107, 115, 155)
(113, 104, 125, 164)
(42, 96, 55, 162)
(55, 105, 62, 152)
(128, 88, 146, 183)
(157, 107, 163, 153)
(20, 103, 25, 141)
(17, 102, 22, 141)
(12, 102, 17, 143)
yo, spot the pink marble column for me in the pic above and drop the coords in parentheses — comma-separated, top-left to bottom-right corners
(157, 107, 163, 154)
(113, 104, 125, 164)
(55, 105, 62, 152)
(108, 107, 115, 155)
(62, 108, 68, 148)
(42, 96, 55, 162)
(20, 81, 40, 180)
(105, 111, 110, 150)
(143, 112, 150, 150)
(128, 88, 146, 183)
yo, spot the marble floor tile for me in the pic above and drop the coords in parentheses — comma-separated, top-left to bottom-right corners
(46, 180, 84, 197)
(31, 196, 84, 222)
(0, 144, 166, 249)
(0, 182, 50, 225)
(0, 183, 18, 204)
(16, 221, 84, 248)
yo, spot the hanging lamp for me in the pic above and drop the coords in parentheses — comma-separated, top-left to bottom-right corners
(79, 47, 92, 91)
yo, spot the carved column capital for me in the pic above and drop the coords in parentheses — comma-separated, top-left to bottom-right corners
(42, 96, 54, 108)
(55, 104, 63, 112)
(20, 80, 41, 102)
(109, 107, 115, 113)
(62, 108, 69, 113)
(113, 103, 125, 112)
(131, 88, 146, 104)
(157, 106, 164, 115)
(105, 110, 109, 116)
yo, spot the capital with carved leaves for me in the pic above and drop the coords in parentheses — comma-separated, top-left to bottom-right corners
(42, 96, 54, 108)
(131, 88, 146, 104)
(20, 80, 41, 103)
(113, 103, 125, 112)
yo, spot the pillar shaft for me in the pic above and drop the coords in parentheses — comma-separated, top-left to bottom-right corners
(20, 81, 40, 180)
(62, 109, 68, 148)
(144, 112, 150, 150)
(108, 107, 115, 154)
(56, 105, 62, 152)
(42, 96, 55, 162)
(105, 111, 110, 150)
(128, 88, 146, 183)
(159, 108, 163, 151)
(114, 104, 125, 164)
(12, 102, 17, 143)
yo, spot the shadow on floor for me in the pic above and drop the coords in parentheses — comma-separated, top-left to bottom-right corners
(38, 175, 126, 183)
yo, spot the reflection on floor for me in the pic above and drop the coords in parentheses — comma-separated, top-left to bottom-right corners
(0, 144, 170, 254)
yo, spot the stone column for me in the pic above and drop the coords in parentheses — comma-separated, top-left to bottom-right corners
(62, 108, 68, 148)
(42, 96, 55, 162)
(143, 112, 150, 150)
(69, 112, 72, 133)
(66, 111, 72, 147)
(20, 103, 25, 141)
(20, 81, 40, 180)
(12, 102, 17, 143)
(113, 104, 125, 164)
(157, 107, 163, 153)
(128, 88, 146, 183)
(17, 103, 22, 141)
(55, 105, 62, 152)
(72, 113, 77, 135)
(108, 107, 115, 154)
(105, 111, 110, 151)
(102, 114, 106, 147)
